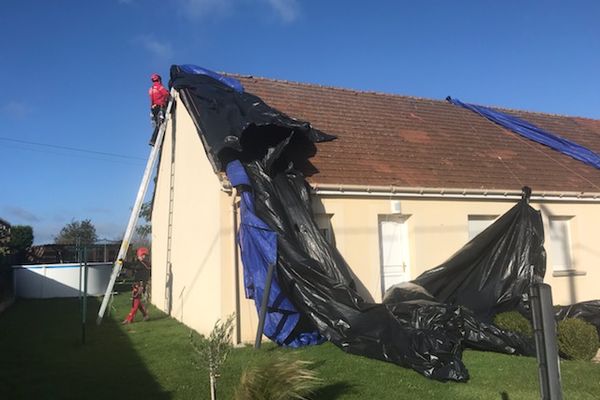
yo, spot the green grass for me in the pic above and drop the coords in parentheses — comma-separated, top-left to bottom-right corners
(1, 294, 599, 399)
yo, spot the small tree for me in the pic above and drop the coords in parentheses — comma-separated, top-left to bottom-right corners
(54, 219, 98, 245)
(118, 201, 153, 262)
(190, 314, 235, 400)
(8, 225, 34, 262)
(135, 201, 152, 239)
(130, 201, 152, 257)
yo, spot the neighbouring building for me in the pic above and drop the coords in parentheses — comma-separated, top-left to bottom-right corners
(151, 74, 600, 343)
(28, 242, 121, 264)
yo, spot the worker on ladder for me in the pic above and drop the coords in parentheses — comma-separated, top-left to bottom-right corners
(148, 73, 170, 146)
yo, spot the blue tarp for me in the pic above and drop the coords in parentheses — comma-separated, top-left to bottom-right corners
(447, 96, 600, 170)
(226, 160, 322, 347)
(179, 64, 244, 93)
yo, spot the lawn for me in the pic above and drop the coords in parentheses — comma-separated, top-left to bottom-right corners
(1, 294, 599, 399)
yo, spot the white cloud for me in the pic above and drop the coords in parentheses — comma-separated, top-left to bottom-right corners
(265, 0, 299, 23)
(1, 101, 31, 119)
(3, 206, 41, 223)
(177, 0, 234, 19)
(133, 35, 174, 60)
(175, 0, 300, 22)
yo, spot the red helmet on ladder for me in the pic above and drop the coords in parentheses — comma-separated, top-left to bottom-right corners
(136, 247, 150, 258)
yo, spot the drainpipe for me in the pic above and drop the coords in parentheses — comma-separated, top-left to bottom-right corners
(228, 181, 273, 349)
(232, 190, 242, 345)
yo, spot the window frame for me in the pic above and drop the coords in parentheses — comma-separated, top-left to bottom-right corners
(467, 214, 499, 241)
(548, 216, 574, 272)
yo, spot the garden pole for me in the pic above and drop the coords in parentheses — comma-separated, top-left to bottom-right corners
(77, 239, 82, 301)
(78, 257, 82, 301)
(82, 246, 88, 345)
(254, 262, 275, 349)
(530, 282, 562, 400)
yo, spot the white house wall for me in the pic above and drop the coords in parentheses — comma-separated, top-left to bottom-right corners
(315, 196, 600, 306)
(152, 93, 234, 335)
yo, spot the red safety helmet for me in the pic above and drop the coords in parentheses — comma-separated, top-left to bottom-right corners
(151, 73, 161, 82)
(136, 247, 150, 258)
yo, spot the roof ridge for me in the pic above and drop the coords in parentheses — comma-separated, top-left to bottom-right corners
(490, 104, 600, 122)
(225, 72, 448, 104)
(226, 72, 600, 122)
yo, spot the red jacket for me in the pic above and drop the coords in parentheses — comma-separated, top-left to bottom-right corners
(149, 82, 169, 108)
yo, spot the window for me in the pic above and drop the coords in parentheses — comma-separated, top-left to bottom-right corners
(548, 217, 573, 271)
(314, 214, 334, 244)
(467, 215, 498, 240)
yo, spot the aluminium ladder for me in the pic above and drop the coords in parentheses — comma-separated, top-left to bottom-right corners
(96, 95, 175, 324)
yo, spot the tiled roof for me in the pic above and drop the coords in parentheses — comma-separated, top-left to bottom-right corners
(235, 75, 600, 193)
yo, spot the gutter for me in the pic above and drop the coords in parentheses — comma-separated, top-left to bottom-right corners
(310, 183, 600, 203)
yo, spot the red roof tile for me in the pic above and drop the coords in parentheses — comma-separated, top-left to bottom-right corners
(234, 75, 600, 193)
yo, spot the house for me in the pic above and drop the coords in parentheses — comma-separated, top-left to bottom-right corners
(151, 73, 600, 343)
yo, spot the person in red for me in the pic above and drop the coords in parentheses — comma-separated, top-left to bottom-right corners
(148, 73, 170, 145)
(122, 281, 148, 324)
(132, 246, 152, 285)
(121, 247, 152, 324)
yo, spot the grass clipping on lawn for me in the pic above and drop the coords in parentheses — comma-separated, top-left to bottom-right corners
(235, 356, 321, 400)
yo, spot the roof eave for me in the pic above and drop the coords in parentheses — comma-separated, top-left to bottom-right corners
(311, 183, 600, 203)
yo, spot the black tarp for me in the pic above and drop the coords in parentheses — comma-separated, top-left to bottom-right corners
(245, 162, 469, 381)
(169, 65, 335, 173)
(170, 65, 546, 381)
(412, 197, 546, 322)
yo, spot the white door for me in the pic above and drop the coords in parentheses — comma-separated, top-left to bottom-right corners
(379, 217, 410, 294)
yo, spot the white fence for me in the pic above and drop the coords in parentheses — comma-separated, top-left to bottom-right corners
(12, 263, 112, 298)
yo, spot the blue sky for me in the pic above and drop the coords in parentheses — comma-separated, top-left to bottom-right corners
(1, 0, 599, 244)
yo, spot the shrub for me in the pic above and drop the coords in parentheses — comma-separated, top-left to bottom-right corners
(557, 318, 600, 361)
(234, 357, 320, 400)
(493, 311, 533, 337)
